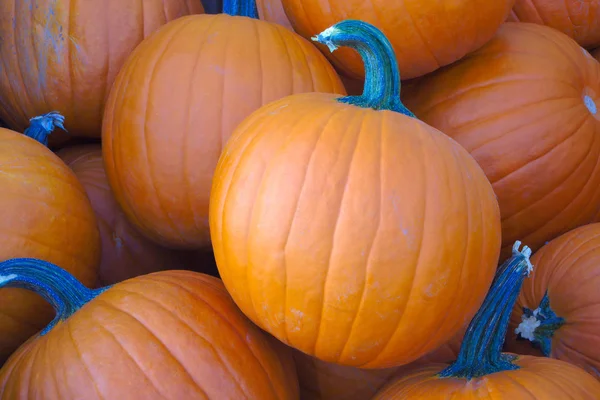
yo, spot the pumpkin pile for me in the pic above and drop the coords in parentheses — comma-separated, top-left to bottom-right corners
(0, 0, 599, 398)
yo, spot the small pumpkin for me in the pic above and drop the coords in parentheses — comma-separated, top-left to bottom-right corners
(279, 0, 515, 80)
(210, 20, 501, 368)
(403, 22, 600, 260)
(507, 223, 600, 379)
(0, 258, 299, 399)
(0, 0, 204, 141)
(102, 0, 345, 250)
(57, 144, 216, 287)
(508, 0, 600, 48)
(0, 113, 100, 363)
(372, 242, 600, 399)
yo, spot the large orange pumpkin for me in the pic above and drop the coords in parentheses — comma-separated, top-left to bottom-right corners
(372, 242, 600, 398)
(0, 113, 100, 363)
(279, 0, 515, 80)
(508, 0, 600, 48)
(57, 144, 215, 287)
(102, 2, 345, 250)
(210, 20, 502, 369)
(403, 22, 600, 260)
(507, 223, 600, 379)
(0, 258, 299, 398)
(0, 0, 203, 141)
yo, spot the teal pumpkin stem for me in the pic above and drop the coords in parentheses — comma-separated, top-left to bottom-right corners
(312, 20, 415, 117)
(439, 241, 534, 380)
(222, 0, 258, 19)
(23, 111, 66, 147)
(514, 291, 565, 356)
(0, 258, 108, 336)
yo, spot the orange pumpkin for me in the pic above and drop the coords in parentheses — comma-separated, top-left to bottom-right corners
(0, 113, 100, 363)
(102, 1, 345, 250)
(507, 223, 600, 379)
(57, 144, 216, 287)
(508, 0, 600, 48)
(279, 0, 515, 80)
(256, 0, 294, 30)
(210, 20, 501, 369)
(0, 0, 203, 141)
(0, 258, 299, 398)
(372, 242, 600, 398)
(403, 22, 600, 260)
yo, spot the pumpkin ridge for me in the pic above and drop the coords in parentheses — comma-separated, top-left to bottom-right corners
(10, 3, 35, 124)
(67, 0, 77, 126)
(94, 296, 218, 397)
(401, 1, 440, 68)
(26, 3, 52, 117)
(217, 15, 234, 158)
(66, 322, 104, 399)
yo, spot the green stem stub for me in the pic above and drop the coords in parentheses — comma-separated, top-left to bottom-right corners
(222, 0, 258, 19)
(312, 20, 415, 117)
(0, 258, 108, 336)
(515, 292, 564, 356)
(439, 241, 534, 380)
(23, 111, 66, 147)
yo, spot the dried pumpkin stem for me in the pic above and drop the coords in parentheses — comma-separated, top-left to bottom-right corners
(311, 20, 415, 117)
(439, 241, 534, 380)
(515, 291, 565, 356)
(222, 0, 258, 19)
(23, 111, 66, 147)
(0, 258, 108, 335)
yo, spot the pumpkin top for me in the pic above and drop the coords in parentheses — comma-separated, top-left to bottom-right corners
(312, 20, 415, 117)
(22, 111, 65, 147)
(222, 0, 259, 19)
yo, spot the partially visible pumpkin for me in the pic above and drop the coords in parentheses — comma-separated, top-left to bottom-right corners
(0, 0, 204, 142)
(507, 223, 600, 379)
(102, 5, 345, 250)
(403, 22, 600, 260)
(508, 0, 600, 48)
(57, 144, 215, 287)
(0, 113, 100, 363)
(210, 20, 501, 369)
(0, 259, 299, 399)
(256, 0, 294, 30)
(279, 0, 516, 80)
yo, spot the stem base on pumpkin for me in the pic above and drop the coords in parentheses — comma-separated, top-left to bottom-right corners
(515, 291, 564, 356)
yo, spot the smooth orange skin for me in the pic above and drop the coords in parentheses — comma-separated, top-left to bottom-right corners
(403, 23, 600, 260)
(257, 0, 294, 30)
(102, 14, 345, 250)
(0, 0, 203, 141)
(57, 144, 216, 287)
(508, 0, 600, 48)
(210, 92, 502, 368)
(372, 355, 600, 399)
(0, 271, 299, 399)
(507, 223, 600, 379)
(280, 0, 515, 80)
(0, 128, 100, 363)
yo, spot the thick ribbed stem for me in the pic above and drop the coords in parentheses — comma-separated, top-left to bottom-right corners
(222, 0, 258, 18)
(23, 111, 66, 146)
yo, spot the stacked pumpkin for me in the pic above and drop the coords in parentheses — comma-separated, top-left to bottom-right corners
(0, 0, 599, 398)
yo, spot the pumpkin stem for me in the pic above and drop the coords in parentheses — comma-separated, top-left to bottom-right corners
(0, 258, 107, 335)
(514, 291, 564, 356)
(23, 111, 66, 146)
(439, 241, 534, 380)
(311, 20, 415, 117)
(222, 0, 258, 19)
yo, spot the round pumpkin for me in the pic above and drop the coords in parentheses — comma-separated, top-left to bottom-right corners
(210, 20, 502, 368)
(508, 0, 600, 48)
(402, 22, 600, 260)
(57, 144, 215, 287)
(0, 0, 203, 141)
(507, 223, 600, 379)
(279, 0, 515, 80)
(102, 3, 345, 250)
(0, 113, 100, 363)
(0, 258, 299, 398)
(372, 242, 600, 399)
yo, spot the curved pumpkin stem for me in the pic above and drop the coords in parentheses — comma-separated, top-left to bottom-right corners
(515, 291, 565, 356)
(23, 111, 66, 146)
(439, 241, 534, 380)
(222, 0, 258, 19)
(0, 258, 107, 335)
(312, 20, 415, 117)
